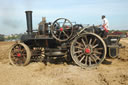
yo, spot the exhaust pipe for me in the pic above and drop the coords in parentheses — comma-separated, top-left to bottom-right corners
(25, 11, 33, 35)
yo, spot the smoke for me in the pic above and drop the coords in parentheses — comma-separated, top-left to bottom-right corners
(2, 19, 20, 29)
(0, 0, 36, 35)
(0, 0, 54, 35)
(0, 2, 22, 35)
(2, 11, 18, 29)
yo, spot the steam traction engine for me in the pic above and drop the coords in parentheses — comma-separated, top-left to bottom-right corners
(9, 11, 121, 68)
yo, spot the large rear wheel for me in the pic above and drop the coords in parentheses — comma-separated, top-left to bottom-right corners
(70, 33, 107, 68)
(9, 43, 31, 66)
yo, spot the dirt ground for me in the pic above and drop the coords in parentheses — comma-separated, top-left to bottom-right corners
(0, 38, 128, 85)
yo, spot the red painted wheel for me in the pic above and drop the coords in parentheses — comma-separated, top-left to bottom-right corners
(9, 43, 31, 66)
(51, 18, 73, 42)
(70, 33, 107, 68)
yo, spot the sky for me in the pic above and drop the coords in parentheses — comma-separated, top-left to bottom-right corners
(0, 0, 128, 35)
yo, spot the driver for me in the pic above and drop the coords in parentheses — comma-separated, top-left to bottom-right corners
(101, 15, 109, 37)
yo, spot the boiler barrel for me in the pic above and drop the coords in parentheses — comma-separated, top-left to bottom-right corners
(25, 11, 33, 35)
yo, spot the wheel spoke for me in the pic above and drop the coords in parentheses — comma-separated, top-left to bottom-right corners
(85, 55, 88, 65)
(84, 36, 88, 44)
(77, 53, 85, 58)
(19, 60, 23, 65)
(76, 41, 84, 47)
(14, 58, 19, 63)
(92, 44, 98, 48)
(21, 49, 26, 54)
(58, 32, 62, 39)
(22, 54, 27, 56)
(53, 31, 58, 35)
(93, 54, 101, 61)
(93, 51, 102, 55)
(11, 54, 17, 59)
(12, 48, 18, 53)
(81, 38, 87, 47)
(92, 38, 97, 45)
(79, 55, 85, 62)
(18, 45, 22, 50)
(90, 55, 97, 64)
(62, 19, 67, 27)
(89, 57, 91, 66)
(62, 31, 69, 38)
(74, 50, 82, 54)
(95, 48, 103, 50)
(21, 56, 26, 62)
(54, 22, 59, 28)
(89, 39, 92, 45)
(75, 46, 83, 50)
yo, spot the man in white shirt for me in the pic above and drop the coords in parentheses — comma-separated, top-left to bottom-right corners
(101, 15, 109, 37)
(101, 15, 112, 65)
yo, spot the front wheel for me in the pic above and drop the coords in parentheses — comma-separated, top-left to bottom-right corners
(70, 33, 107, 68)
(9, 43, 31, 66)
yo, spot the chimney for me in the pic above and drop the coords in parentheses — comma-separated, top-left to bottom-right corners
(25, 11, 33, 35)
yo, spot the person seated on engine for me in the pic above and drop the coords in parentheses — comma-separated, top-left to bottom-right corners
(100, 15, 110, 37)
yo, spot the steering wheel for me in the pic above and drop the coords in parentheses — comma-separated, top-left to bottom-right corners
(51, 18, 73, 42)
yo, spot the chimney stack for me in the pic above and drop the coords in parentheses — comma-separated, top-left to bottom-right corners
(25, 11, 33, 35)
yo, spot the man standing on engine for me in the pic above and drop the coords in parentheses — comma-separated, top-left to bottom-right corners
(101, 15, 109, 37)
(101, 15, 112, 65)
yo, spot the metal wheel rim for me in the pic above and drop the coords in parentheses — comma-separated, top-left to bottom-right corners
(51, 18, 73, 42)
(9, 43, 31, 66)
(70, 33, 107, 68)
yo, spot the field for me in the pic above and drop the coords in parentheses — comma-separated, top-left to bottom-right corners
(0, 38, 128, 85)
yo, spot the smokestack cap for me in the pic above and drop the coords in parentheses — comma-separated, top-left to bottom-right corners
(25, 11, 32, 13)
